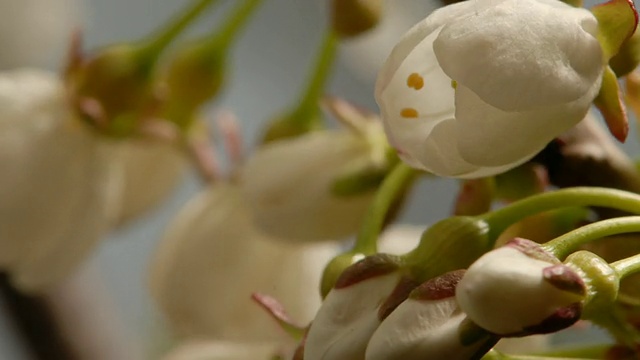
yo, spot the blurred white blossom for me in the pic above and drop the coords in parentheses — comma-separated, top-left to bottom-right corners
(0, 0, 83, 69)
(0, 68, 121, 292)
(149, 182, 338, 341)
(242, 120, 388, 242)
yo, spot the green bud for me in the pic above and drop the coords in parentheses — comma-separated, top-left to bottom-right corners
(453, 177, 495, 216)
(331, 0, 382, 38)
(68, 43, 157, 137)
(564, 251, 619, 319)
(494, 163, 546, 201)
(163, 39, 226, 128)
(403, 216, 490, 281)
(320, 251, 367, 298)
(260, 108, 324, 144)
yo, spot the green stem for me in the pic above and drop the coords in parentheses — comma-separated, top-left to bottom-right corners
(141, 0, 219, 60)
(293, 30, 339, 123)
(542, 216, 640, 259)
(352, 163, 418, 254)
(612, 253, 640, 279)
(481, 187, 640, 243)
(212, 0, 264, 50)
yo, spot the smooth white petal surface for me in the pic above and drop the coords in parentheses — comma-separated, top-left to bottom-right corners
(434, 0, 602, 111)
(366, 298, 485, 360)
(242, 125, 384, 242)
(374, 0, 506, 95)
(0, 69, 121, 292)
(150, 183, 338, 341)
(453, 83, 598, 167)
(456, 247, 582, 335)
(304, 272, 400, 360)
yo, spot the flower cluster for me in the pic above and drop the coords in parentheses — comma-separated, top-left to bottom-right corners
(2, 0, 640, 359)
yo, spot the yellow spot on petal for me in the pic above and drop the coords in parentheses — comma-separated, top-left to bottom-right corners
(451, 80, 458, 89)
(401, 108, 419, 118)
(407, 73, 424, 90)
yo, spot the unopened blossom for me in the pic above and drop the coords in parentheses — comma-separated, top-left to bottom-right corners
(0, 69, 121, 292)
(376, 0, 604, 178)
(304, 254, 411, 360)
(242, 118, 389, 242)
(456, 238, 586, 336)
(149, 183, 338, 341)
(366, 270, 497, 360)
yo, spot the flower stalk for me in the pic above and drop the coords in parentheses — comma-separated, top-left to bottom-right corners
(543, 216, 640, 259)
(352, 163, 418, 254)
(482, 187, 640, 243)
(138, 0, 220, 63)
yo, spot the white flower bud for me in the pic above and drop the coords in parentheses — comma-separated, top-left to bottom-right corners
(365, 270, 496, 360)
(149, 183, 338, 341)
(242, 122, 388, 242)
(375, 0, 603, 178)
(456, 238, 586, 335)
(0, 68, 121, 292)
(304, 255, 404, 360)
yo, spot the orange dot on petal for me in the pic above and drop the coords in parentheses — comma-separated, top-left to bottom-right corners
(401, 108, 419, 118)
(407, 73, 424, 90)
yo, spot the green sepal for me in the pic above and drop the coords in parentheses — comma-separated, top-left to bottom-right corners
(594, 66, 629, 142)
(610, 31, 640, 77)
(591, 0, 638, 60)
(403, 217, 491, 282)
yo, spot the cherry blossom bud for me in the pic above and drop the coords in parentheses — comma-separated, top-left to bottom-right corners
(242, 120, 389, 242)
(366, 270, 497, 360)
(149, 183, 338, 341)
(376, 0, 603, 178)
(0, 69, 121, 292)
(456, 238, 586, 336)
(304, 254, 413, 360)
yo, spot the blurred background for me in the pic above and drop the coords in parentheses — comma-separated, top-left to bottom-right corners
(0, 0, 636, 358)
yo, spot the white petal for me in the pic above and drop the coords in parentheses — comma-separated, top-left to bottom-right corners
(0, 69, 121, 292)
(366, 298, 489, 360)
(304, 273, 400, 360)
(374, 0, 506, 96)
(453, 84, 595, 167)
(377, 26, 456, 163)
(149, 184, 338, 340)
(409, 118, 523, 178)
(434, 0, 602, 111)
